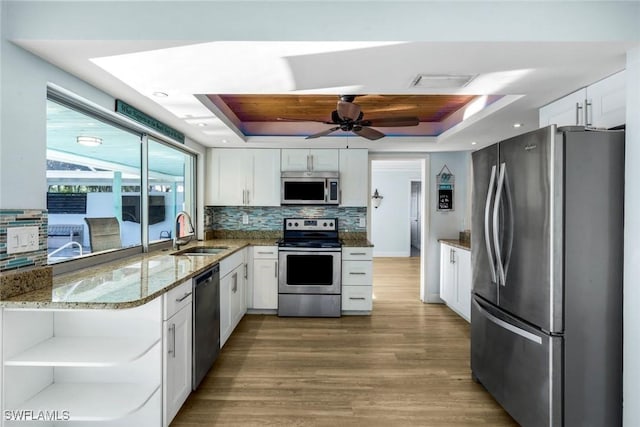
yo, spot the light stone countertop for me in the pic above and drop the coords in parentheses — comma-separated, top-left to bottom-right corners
(439, 239, 471, 251)
(0, 239, 276, 310)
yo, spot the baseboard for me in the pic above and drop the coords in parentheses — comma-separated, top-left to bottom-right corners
(373, 251, 410, 257)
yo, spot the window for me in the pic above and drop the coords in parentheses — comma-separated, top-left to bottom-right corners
(46, 95, 196, 265)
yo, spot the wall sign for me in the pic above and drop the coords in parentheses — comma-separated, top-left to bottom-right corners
(436, 165, 455, 212)
(115, 99, 185, 143)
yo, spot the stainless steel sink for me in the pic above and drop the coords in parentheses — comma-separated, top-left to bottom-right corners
(172, 247, 229, 256)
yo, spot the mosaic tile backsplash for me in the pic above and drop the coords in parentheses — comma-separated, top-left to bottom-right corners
(205, 206, 367, 233)
(0, 209, 48, 272)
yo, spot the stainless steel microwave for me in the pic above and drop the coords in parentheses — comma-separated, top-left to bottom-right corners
(281, 171, 340, 205)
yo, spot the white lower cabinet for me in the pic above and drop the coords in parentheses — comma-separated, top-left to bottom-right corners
(163, 280, 192, 427)
(341, 247, 373, 314)
(220, 249, 248, 348)
(1, 300, 163, 426)
(251, 246, 278, 311)
(439, 242, 471, 321)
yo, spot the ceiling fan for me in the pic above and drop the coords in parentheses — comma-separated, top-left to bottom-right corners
(279, 95, 420, 141)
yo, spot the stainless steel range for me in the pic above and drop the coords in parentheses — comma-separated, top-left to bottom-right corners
(278, 218, 342, 317)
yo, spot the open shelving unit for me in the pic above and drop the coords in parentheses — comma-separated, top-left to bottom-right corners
(2, 299, 163, 426)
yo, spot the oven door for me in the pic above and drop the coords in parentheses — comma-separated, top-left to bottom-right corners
(281, 178, 328, 205)
(278, 248, 341, 294)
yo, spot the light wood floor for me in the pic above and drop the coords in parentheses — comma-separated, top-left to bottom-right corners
(171, 257, 517, 426)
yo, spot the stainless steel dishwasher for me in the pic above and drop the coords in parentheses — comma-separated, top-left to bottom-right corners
(192, 264, 220, 390)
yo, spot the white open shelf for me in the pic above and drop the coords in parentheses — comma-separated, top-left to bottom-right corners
(5, 336, 160, 367)
(10, 382, 160, 422)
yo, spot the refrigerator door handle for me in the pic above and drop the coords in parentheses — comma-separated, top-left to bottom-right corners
(493, 162, 506, 286)
(474, 298, 542, 345)
(484, 164, 498, 283)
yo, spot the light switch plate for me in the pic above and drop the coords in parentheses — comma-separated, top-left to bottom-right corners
(6, 226, 40, 254)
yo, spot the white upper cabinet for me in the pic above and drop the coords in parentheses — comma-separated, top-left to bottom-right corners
(539, 70, 626, 129)
(281, 149, 339, 172)
(339, 149, 368, 207)
(206, 149, 280, 206)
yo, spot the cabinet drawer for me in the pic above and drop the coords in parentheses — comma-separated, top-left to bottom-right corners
(342, 261, 372, 286)
(220, 250, 244, 277)
(164, 280, 193, 320)
(342, 247, 373, 260)
(253, 246, 278, 259)
(342, 286, 373, 311)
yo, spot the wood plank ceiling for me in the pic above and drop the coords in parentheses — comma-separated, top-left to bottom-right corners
(217, 94, 476, 123)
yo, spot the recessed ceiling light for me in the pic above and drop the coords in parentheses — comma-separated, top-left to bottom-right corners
(152, 91, 168, 98)
(513, 123, 523, 128)
(76, 136, 102, 147)
(471, 141, 477, 145)
(197, 123, 207, 127)
(221, 139, 228, 144)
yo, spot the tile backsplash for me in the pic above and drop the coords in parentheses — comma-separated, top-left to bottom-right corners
(205, 206, 367, 233)
(0, 209, 48, 272)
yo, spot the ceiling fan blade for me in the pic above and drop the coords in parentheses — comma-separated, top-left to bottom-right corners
(305, 127, 340, 139)
(353, 126, 385, 141)
(336, 101, 362, 121)
(362, 117, 420, 127)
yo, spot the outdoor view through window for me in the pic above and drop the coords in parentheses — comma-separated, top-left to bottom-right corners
(46, 98, 194, 264)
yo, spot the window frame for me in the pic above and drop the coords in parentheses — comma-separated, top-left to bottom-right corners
(47, 85, 198, 275)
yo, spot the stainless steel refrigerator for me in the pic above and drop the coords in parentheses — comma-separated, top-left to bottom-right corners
(471, 125, 624, 427)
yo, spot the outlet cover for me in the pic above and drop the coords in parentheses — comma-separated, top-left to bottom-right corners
(358, 217, 366, 227)
(6, 226, 40, 254)
(242, 214, 249, 225)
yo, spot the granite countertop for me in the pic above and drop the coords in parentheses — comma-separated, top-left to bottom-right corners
(439, 239, 471, 251)
(0, 239, 277, 310)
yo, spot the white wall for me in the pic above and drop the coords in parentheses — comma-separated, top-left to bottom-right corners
(624, 46, 640, 427)
(426, 152, 471, 302)
(370, 161, 421, 257)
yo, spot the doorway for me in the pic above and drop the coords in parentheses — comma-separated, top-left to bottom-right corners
(410, 181, 421, 257)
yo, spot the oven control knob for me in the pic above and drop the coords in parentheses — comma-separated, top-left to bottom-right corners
(288, 222, 292, 227)
(329, 222, 334, 227)
(295, 222, 299, 227)
(323, 222, 327, 227)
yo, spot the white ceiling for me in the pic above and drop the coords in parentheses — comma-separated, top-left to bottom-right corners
(9, 1, 638, 153)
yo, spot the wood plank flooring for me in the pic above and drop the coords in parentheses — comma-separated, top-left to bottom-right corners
(171, 257, 517, 426)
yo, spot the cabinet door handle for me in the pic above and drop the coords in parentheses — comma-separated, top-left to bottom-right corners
(257, 251, 275, 255)
(585, 99, 593, 126)
(349, 272, 367, 275)
(275, 261, 278, 277)
(350, 252, 367, 256)
(310, 155, 314, 171)
(175, 292, 192, 303)
(232, 272, 238, 293)
(246, 190, 250, 205)
(575, 102, 583, 125)
(349, 297, 366, 300)
(307, 155, 311, 171)
(244, 263, 248, 280)
(242, 190, 246, 205)
(168, 323, 176, 358)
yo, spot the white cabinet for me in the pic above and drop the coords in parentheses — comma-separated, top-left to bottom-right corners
(281, 149, 339, 172)
(163, 281, 192, 427)
(251, 246, 279, 311)
(339, 149, 368, 207)
(341, 247, 373, 313)
(539, 70, 626, 129)
(439, 242, 471, 322)
(206, 148, 280, 206)
(220, 249, 247, 347)
(1, 301, 163, 426)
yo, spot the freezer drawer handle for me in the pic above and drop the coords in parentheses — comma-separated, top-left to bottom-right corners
(484, 164, 498, 283)
(493, 162, 507, 286)
(474, 299, 542, 344)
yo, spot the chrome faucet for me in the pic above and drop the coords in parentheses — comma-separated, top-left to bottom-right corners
(174, 211, 195, 250)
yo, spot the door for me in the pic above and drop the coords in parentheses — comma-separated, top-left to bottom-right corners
(164, 304, 192, 425)
(253, 259, 278, 309)
(310, 149, 339, 171)
(410, 181, 421, 251)
(497, 126, 560, 332)
(471, 297, 562, 427)
(538, 88, 586, 127)
(278, 249, 341, 294)
(471, 144, 499, 305)
(248, 149, 280, 206)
